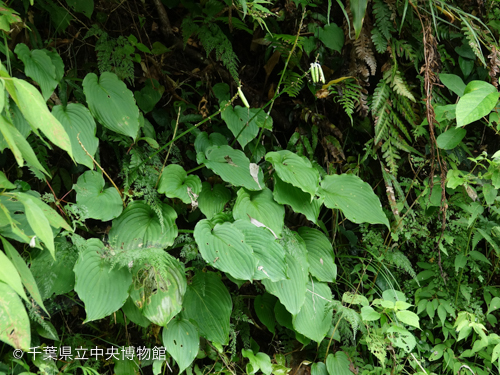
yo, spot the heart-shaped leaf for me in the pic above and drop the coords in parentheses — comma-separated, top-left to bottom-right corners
(221, 105, 272, 149)
(134, 79, 163, 113)
(163, 318, 199, 373)
(158, 164, 202, 204)
(194, 132, 228, 155)
(198, 182, 231, 219)
(298, 227, 336, 283)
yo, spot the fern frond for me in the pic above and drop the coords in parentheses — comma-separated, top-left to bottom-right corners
(280, 70, 303, 97)
(371, 81, 390, 114)
(374, 102, 391, 144)
(385, 69, 416, 102)
(460, 16, 486, 66)
(389, 107, 412, 141)
(372, 0, 394, 40)
(371, 27, 388, 54)
(393, 94, 418, 127)
(392, 39, 416, 62)
(381, 138, 400, 174)
(354, 27, 377, 75)
(330, 79, 363, 124)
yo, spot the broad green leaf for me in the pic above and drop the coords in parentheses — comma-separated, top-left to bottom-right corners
(273, 176, 323, 224)
(52, 103, 98, 169)
(198, 182, 231, 219)
(387, 325, 416, 353)
(130, 249, 186, 326)
(319, 174, 389, 228)
(182, 272, 232, 345)
(0, 282, 30, 350)
(439, 73, 466, 97)
(0, 249, 28, 302)
(74, 239, 132, 322)
(194, 132, 228, 155)
(254, 293, 277, 334)
(293, 280, 333, 342)
(65, 0, 94, 18)
(488, 297, 500, 315)
(262, 227, 309, 315)
(233, 220, 287, 281)
(316, 23, 344, 52)
(311, 362, 328, 375)
(382, 289, 407, 303)
(233, 188, 284, 238)
(158, 164, 202, 204)
(266, 150, 319, 198)
(10, 78, 73, 158)
(108, 201, 178, 250)
(30, 238, 77, 300)
(20, 193, 71, 231)
(203, 145, 264, 190)
(163, 318, 199, 374)
(326, 352, 351, 375)
(74, 171, 123, 221)
(13, 193, 55, 257)
(342, 292, 369, 306)
(456, 81, 500, 127)
(121, 297, 151, 328)
(350, 0, 368, 39)
(0, 171, 15, 189)
(83, 72, 140, 139)
(242, 349, 272, 375)
(134, 79, 162, 113)
(429, 343, 446, 361)
(0, 115, 22, 167)
(396, 310, 420, 329)
(483, 183, 497, 206)
(492, 343, 500, 364)
(436, 128, 466, 150)
(221, 105, 272, 149)
(2, 237, 48, 313)
(361, 306, 381, 321)
(298, 227, 336, 283)
(14, 44, 58, 101)
(194, 219, 257, 280)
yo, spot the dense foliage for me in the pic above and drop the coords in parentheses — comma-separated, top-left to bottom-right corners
(1, 0, 500, 374)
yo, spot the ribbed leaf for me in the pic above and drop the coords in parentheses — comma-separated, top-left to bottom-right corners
(109, 201, 178, 250)
(163, 318, 199, 373)
(0, 282, 30, 350)
(83, 72, 140, 138)
(158, 164, 202, 204)
(233, 188, 284, 238)
(221, 105, 271, 149)
(265, 150, 319, 198)
(0, 249, 28, 302)
(74, 170, 123, 221)
(273, 176, 322, 224)
(254, 293, 277, 334)
(203, 145, 264, 190)
(52, 103, 98, 169)
(198, 182, 231, 219)
(262, 228, 309, 315)
(319, 174, 389, 228)
(326, 352, 351, 375)
(182, 272, 232, 345)
(456, 81, 499, 127)
(293, 280, 333, 342)
(74, 239, 132, 322)
(298, 227, 336, 283)
(194, 132, 228, 155)
(194, 219, 257, 280)
(121, 297, 151, 328)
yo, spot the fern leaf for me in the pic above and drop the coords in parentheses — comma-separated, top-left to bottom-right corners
(354, 27, 377, 75)
(372, 0, 394, 40)
(371, 27, 388, 54)
(387, 70, 416, 102)
(371, 81, 390, 113)
(460, 17, 486, 66)
(389, 107, 412, 141)
(374, 102, 391, 144)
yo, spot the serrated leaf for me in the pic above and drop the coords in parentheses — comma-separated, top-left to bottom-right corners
(194, 219, 257, 280)
(325, 351, 351, 375)
(396, 310, 420, 329)
(158, 164, 202, 204)
(233, 188, 284, 238)
(0, 171, 15, 189)
(222, 105, 271, 149)
(273, 176, 323, 224)
(266, 150, 319, 198)
(0, 282, 30, 350)
(181, 272, 232, 345)
(74, 170, 123, 221)
(319, 174, 389, 228)
(262, 228, 309, 315)
(52, 103, 98, 169)
(298, 227, 336, 283)
(456, 81, 500, 127)
(163, 318, 199, 373)
(198, 182, 231, 219)
(83, 72, 140, 139)
(292, 280, 333, 343)
(74, 239, 132, 322)
(203, 145, 264, 190)
(108, 201, 178, 250)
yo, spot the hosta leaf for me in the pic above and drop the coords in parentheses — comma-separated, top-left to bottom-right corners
(83, 72, 140, 139)
(122, 297, 151, 328)
(198, 182, 231, 219)
(233, 188, 284, 238)
(319, 174, 389, 228)
(163, 318, 199, 373)
(194, 132, 227, 155)
(326, 352, 351, 375)
(311, 362, 328, 375)
(456, 81, 500, 127)
(9, 78, 73, 157)
(293, 280, 333, 343)
(221, 105, 272, 149)
(74, 170, 123, 221)
(254, 293, 277, 334)
(262, 227, 309, 315)
(182, 272, 232, 345)
(108, 201, 178, 250)
(0, 282, 30, 350)
(158, 164, 202, 204)
(266, 150, 319, 198)
(203, 145, 264, 190)
(52, 103, 98, 169)
(134, 79, 162, 113)
(74, 239, 132, 322)
(273, 176, 323, 224)
(298, 227, 336, 283)
(233, 220, 287, 282)
(14, 44, 58, 101)
(129, 249, 186, 326)
(194, 219, 257, 280)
